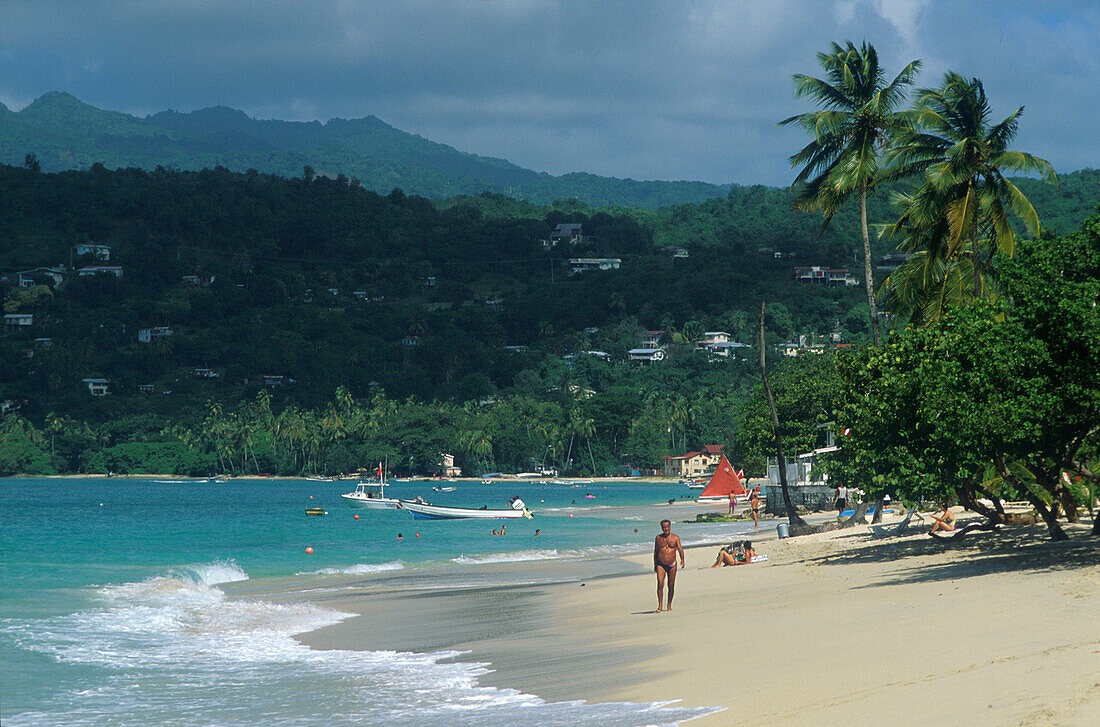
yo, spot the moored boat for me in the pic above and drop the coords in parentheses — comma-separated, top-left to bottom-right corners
(695, 455, 748, 503)
(399, 496, 532, 520)
(341, 463, 401, 509)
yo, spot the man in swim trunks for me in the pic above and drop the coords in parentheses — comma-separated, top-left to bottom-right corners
(653, 519, 685, 612)
(749, 488, 761, 528)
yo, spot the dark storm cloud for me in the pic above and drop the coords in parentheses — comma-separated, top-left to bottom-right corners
(1, 1, 1095, 185)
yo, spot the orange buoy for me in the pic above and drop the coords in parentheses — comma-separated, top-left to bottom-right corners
(309, 495, 313, 499)
(305, 547, 314, 554)
(354, 514, 359, 520)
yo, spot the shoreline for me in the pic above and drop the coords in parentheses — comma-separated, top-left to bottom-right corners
(246, 509, 1100, 726)
(15, 473, 687, 483)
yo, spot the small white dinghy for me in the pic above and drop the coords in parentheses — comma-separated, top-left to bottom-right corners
(399, 496, 532, 520)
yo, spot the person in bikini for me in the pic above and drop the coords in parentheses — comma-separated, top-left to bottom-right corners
(653, 519, 685, 612)
(929, 503, 956, 535)
(749, 488, 761, 528)
(711, 540, 756, 567)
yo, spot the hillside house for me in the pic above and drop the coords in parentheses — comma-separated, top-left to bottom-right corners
(75, 244, 111, 261)
(78, 265, 123, 278)
(138, 384, 156, 394)
(401, 336, 420, 347)
(780, 335, 826, 357)
(4, 313, 33, 328)
(878, 253, 912, 270)
(82, 378, 110, 396)
(640, 330, 665, 348)
(437, 453, 462, 478)
(702, 331, 730, 345)
(263, 375, 286, 388)
(137, 326, 173, 343)
(663, 444, 725, 477)
(568, 258, 620, 274)
(704, 341, 750, 359)
(193, 368, 220, 379)
(549, 223, 586, 247)
(628, 347, 666, 364)
(18, 266, 66, 288)
(793, 266, 858, 287)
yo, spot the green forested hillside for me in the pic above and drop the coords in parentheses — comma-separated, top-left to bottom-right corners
(1, 162, 1095, 477)
(0, 162, 860, 414)
(0, 93, 730, 208)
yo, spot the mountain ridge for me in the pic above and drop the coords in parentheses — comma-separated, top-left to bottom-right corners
(1, 92, 732, 207)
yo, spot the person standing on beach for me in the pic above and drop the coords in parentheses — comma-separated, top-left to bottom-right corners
(728, 491, 736, 515)
(653, 519, 684, 612)
(749, 488, 761, 528)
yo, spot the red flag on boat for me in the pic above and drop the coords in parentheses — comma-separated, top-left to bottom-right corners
(699, 455, 747, 499)
(376, 463, 384, 480)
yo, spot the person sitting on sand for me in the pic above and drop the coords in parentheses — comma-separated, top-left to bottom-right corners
(930, 504, 956, 535)
(711, 540, 756, 567)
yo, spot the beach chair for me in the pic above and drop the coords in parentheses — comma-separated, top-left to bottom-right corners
(870, 504, 923, 538)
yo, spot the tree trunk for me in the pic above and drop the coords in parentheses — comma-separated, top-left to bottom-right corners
(995, 455, 1067, 541)
(960, 482, 1005, 523)
(871, 496, 886, 524)
(860, 183, 882, 347)
(1060, 487, 1080, 523)
(837, 501, 870, 528)
(760, 303, 808, 529)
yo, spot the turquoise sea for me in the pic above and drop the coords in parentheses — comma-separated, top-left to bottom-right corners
(1, 477, 746, 726)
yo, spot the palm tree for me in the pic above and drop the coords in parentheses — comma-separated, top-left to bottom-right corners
(780, 41, 922, 347)
(882, 71, 1057, 306)
(44, 412, 64, 457)
(575, 416, 598, 475)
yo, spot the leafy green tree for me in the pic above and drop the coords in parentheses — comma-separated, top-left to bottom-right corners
(0, 421, 55, 475)
(835, 214, 1100, 539)
(780, 41, 922, 346)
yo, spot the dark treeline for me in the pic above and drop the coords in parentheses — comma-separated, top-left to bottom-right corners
(1, 162, 1097, 492)
(1, 161, 873, 476)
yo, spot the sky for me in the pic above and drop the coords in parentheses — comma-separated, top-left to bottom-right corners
(1, 0, 1097, 186)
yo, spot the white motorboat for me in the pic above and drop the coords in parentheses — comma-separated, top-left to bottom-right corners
(432, 485, 456, 492)
(341, 463, 401, 509)
(399, 496, 532, 520)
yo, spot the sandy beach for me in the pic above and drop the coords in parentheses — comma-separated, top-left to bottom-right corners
(283, 505, 1100, 727)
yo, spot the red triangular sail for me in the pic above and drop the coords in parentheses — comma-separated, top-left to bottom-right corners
(699, 455, 747, 498)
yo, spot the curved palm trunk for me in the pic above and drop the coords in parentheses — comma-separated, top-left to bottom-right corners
(860, 182, 882, 347)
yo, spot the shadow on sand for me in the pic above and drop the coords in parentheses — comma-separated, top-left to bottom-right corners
(801, 522, 1098, 588)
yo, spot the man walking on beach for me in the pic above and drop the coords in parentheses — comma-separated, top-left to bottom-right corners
(654, 519, 684, 612)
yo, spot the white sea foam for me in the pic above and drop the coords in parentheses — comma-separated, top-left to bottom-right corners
(300, 561, 405, 576)
(451, 549, 562, 565)
(3, 561, 719, 727)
